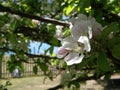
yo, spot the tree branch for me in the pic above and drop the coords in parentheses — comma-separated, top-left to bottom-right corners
(0, 47, 57, 59)
(0, 4, 69, 27)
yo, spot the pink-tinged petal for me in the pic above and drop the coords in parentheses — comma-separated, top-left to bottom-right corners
(78, 36, 91, 52)
(58, 48, 68, 55)
(57, 47, 68, 58)
(64, 53, 84, 65)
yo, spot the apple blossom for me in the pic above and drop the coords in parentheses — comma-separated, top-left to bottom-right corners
(57, 14, 103, 65)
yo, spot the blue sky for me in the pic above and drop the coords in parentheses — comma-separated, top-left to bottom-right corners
(5, 41, 58, 55)
(29, 41, 58, 55)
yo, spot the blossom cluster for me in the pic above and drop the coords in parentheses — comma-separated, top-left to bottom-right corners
(56, 14, 103, 65)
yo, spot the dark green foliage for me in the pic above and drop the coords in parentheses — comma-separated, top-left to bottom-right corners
(97, 52, 111, 72)
(33, 65, 38, 74)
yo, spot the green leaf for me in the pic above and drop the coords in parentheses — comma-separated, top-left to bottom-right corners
(97, 52, 111, 72)
(69, 80, 80, 88)
(65, 4, 75, 15)
(39, 63, 48, 73)
(0, 52, 4, 61)
(78, 0, 91, 13)
(50, 37, 59, 46)
(10, 55, 16, 62)
(38, 43, 43, 51)
(76, 52, 97, 70)
(7, 62, 16, 73)
(5, 81, 12, 86)
(112, 43, 120, 60)
(49, 46, 54, 55)
(108, 37, 120, 49)
(33, 65, 38, 74)
(101, 22, 119, 38)
(10, 20, 18, 30)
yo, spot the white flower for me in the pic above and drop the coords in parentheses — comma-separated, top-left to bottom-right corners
(57, 14, 103, 66)
(55, 25, 63, 40)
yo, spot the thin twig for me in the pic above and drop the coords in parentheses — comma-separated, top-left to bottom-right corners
(0, 4, 70, 27)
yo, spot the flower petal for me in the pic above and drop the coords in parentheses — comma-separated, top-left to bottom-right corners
(92, 22, 103, 37)
(55, 29, 63, 40)
(55, 25, 63, 40)
(88, 26, 92, 39)
(56, 25, 63, 30)
(57, 47, 68, 58)
(78, 36, 91, 52)
(69, 14, 87, 25)
(61, 36, 78, 50)
(64, 52, 84, 65)
(77, 14, 87, 21)
(71, 21, 91, 41)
